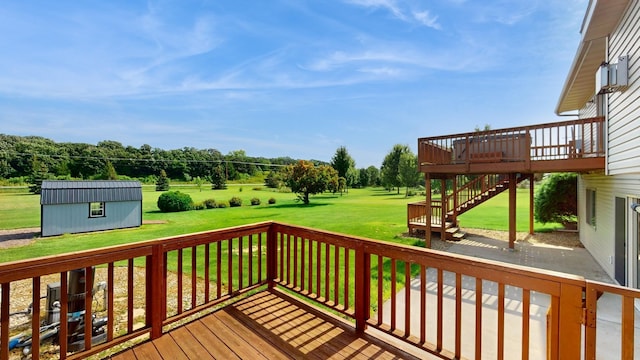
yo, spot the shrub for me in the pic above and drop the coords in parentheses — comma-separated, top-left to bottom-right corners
(252, 187, 262, 191)
(217, 201, 229, 208)
(534, 173, 577, 224)
(192, 202, 206, 210)
(203, 199, 217, 209)
(157, 191, 193, 212)
(229, 196, 243, 207)
(250, 197, 261, 206)
(268, 197, 277, 205)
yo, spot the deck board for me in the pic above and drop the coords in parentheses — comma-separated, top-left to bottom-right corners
(108, 291, 420, 360)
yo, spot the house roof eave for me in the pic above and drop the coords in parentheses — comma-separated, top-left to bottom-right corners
(555, 0, 631, 115)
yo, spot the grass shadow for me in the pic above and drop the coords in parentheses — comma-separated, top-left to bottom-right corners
(257, 202, 330, 210)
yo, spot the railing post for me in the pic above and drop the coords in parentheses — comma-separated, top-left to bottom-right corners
(355, 246, 369, 333)
(267, 223, 278, 290)
(554, 282, 583, 360)
(147, 244, 165, 340)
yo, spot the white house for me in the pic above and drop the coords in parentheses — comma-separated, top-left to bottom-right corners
(556, 0, 639, 289)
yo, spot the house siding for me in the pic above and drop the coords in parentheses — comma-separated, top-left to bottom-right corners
(579, 173, 640, 282)
(607, 1, 640, 175)
(41, 201, 142, 237)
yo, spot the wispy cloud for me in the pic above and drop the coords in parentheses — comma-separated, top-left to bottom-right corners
(344, 0, 442, 30)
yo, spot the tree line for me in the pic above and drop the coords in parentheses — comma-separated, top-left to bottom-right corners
(0, 134, 320, 182)
(0, 134, 425, 201)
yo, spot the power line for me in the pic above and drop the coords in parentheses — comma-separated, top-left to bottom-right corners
(0, 151, 290, 168)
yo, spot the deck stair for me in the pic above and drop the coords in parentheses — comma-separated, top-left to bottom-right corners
(408, 173, 527, 240)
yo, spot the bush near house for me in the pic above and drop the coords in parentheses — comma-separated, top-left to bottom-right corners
(534, 173, 577, 224)
(157, 191, 193, 212)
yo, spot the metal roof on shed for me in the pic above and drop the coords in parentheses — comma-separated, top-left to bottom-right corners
(40, 180, 142, 205)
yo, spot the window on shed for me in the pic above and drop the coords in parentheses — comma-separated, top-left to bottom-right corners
(586, 189, 596, 227)
(90, 202, 105, 218)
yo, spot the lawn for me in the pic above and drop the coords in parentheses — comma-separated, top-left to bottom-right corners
(0, 185, 561, 263)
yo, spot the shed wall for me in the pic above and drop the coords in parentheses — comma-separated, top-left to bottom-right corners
(41, 201, 142, 237)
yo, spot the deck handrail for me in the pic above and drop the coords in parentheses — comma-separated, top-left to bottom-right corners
(418, 117, 605, 171)
(1, 221, 638, 359)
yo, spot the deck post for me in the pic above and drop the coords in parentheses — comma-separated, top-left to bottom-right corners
(556, 282, 584, 360)
(425, 173, 432, 248)
(529, 173, 534, 235)
(452, 175, 458, 226)
(354, 246, 369, 333)
(509, 173, 516, 249)
(148, 244, 165, 340)
(267, 223, 277, 289)
(440, 178, 446, 241)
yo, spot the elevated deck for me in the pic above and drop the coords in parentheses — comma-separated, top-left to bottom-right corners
(418, 117, 605, 176)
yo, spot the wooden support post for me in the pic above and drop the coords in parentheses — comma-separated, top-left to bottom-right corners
(509, 173, 516, 249)
(529, 173, 534, 235)
(149, 244, 165, 340)
(452, 175, 458, 226)
(267, 224, 277, 289)
(354, 247, 369, 333)
(556, 283, 584, 360)
(425, 173, 432, 248)
(441, 178, 447, 241)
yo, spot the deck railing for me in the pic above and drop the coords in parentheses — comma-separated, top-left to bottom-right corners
(1, 221, 638, 359)
(418, 117, 605, 171)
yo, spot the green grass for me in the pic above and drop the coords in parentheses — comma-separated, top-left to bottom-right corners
(0, 185, 562, 263)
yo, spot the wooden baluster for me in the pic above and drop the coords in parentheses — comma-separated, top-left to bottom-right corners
(420, 265, 426, 344)
(31, 277, 40, 357)
(107, 264, 114, 342)
(522, 289, 531, 360)
(377, 255, 383, 325)
(204, 244, 210, 302)
(404, 262, 411, 337)
(228, 238, 233, 295)
(390, 259, 396, 331)
(325, 243, 330, 301)
(238, 238, 243, 290)
(177, 250, 183, 314)
(498, 283, 505, 360)
(60, 271, 68, 358)
(300, 237, 306, 291)
(192, 246, 197, 309)
(475, 278, 482, 360)
(248, 234, 253, 287)
(455, 273, 462, 359)
(128, 258, 135, 332)
(436, 268, 443, 352)
(84, 266, 94, 352)
(216, 241, 222, 298)
(344, 248, 350, 310)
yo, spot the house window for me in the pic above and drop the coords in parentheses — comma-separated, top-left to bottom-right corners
(586, 189, 596, 227)
(90, 202, 105, 218)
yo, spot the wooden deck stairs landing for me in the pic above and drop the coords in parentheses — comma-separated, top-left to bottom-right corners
(409, 174, 527, 241)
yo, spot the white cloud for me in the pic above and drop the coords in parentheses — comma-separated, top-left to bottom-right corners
(344, 0, 441, 29)
(412, 10, 441, 30)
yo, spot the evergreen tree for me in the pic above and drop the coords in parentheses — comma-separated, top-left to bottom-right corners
(156, 169, 170, 191)
(211, 164, 227, 190)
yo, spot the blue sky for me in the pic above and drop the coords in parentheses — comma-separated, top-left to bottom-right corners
(0, 0, 587, 167)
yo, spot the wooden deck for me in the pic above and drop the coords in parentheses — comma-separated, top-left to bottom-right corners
(110, 290, 421, 360)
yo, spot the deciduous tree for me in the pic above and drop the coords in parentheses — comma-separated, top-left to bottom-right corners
(282, 160, 338, 204)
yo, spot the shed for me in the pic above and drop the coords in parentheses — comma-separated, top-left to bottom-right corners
(40, 180, 143, 237)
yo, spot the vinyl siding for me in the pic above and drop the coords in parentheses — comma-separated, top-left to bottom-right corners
(607, 1, 640, 175)
(579, 173, 640, 281)
(41, 201, 142, 237)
